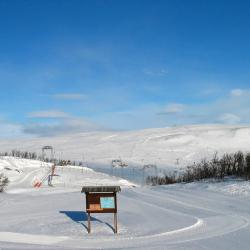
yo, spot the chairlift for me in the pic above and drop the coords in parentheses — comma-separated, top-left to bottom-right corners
(42, 146, 54, 162)
(142, 164, 157, 170)
(111, 159, 128, 168)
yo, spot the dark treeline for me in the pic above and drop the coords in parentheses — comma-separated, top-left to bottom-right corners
(0, 150, 38, 160)
(0, 149, 85, 167)
(146, 151, 250, 186)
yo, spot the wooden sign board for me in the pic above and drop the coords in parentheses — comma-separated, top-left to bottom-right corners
(81, 186, 121, 234)
(86, 192, 117, 213)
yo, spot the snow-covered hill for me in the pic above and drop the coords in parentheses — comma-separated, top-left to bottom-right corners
(1, 140, 250, 249)
(0, 157, 135, 194)
(0, 125, 250, 168)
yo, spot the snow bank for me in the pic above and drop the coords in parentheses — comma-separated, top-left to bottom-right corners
(163, 178, 250, 197)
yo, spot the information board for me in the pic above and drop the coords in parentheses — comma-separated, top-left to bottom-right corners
(82, 186, 120, 233)
(100, 197, 115, 209)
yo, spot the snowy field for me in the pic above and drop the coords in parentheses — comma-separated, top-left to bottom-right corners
(0, 125, 250, 169)
(1, 157, 250, 249)
(1, 125, 250, 249)
(1, 179, 250, 249)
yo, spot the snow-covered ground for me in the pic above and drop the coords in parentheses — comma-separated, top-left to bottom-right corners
(1, 178, 250, 249)
(1, 124, 250, 249)
(1, 157, 250, 249)
(0, 125, 250, 169)
(0, 157, 135, 194)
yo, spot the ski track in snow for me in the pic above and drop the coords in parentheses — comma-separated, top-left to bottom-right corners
(10, 168, 41, 187)
(0, 186, 250, 249)
(1, 153, 250, 249)
(0, 232, 69, 245)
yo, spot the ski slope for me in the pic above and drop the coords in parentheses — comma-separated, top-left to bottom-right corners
(0, 125, 250, 169)
(1, 123, 250, 249)
(0, 157, 135, 194)
(0, 158, 250, 249)
(1, 179, 250, 249)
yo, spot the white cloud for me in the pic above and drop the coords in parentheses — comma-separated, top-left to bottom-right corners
(27, 110, 71, 119)
(23, 117, 103, 136)
(218, 113, 241, 124)
(159, 103, 185, 115)
(93, 89, 250, 129)
(52, 93, 88, 100)
(0, 119, 24, 138)
(231, 89, 245, 97)
(198, 87, 220, 96)
(24, 109, 104, 136)
(143, 68, 168, 76)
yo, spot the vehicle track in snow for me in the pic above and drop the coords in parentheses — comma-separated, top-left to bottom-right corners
(58, 188, 249, 249)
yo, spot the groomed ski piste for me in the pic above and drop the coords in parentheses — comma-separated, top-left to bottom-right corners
(1, 158, 250, 249)
(1, 125, 250, 249)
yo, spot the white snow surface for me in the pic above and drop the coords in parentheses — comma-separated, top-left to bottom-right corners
(1, 125, 250, 249)
(0, 158, 250, 249)
(0, 157, 135, 194)
(1, 176, 250, 249)
(0, 124, 250, 168)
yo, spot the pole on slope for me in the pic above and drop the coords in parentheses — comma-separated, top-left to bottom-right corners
(87, 212, 91, 233)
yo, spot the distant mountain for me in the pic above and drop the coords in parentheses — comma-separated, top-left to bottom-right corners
(0, 124, 250, 168)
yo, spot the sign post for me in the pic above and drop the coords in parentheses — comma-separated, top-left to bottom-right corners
(81, 186, 121, 233)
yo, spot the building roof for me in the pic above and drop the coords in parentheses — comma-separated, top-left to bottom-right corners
(81, 186, 121, 193)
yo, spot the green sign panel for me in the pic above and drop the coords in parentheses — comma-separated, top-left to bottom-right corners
(100, 197, 115, 209)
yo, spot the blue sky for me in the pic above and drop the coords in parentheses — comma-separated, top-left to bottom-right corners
(1, 0, 250, 137)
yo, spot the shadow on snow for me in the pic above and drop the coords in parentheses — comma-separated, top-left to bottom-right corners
(59, 211, 115, 233)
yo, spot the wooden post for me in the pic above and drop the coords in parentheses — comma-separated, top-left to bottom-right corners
(114, 212, 117, 233)
(88, 212, 91, 233)
(114, 192, 118, 233)
(85, 192, 88, 210)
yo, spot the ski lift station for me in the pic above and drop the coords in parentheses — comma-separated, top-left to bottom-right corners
(42, 146, 54, 162)
(33, 146, 57, 188)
